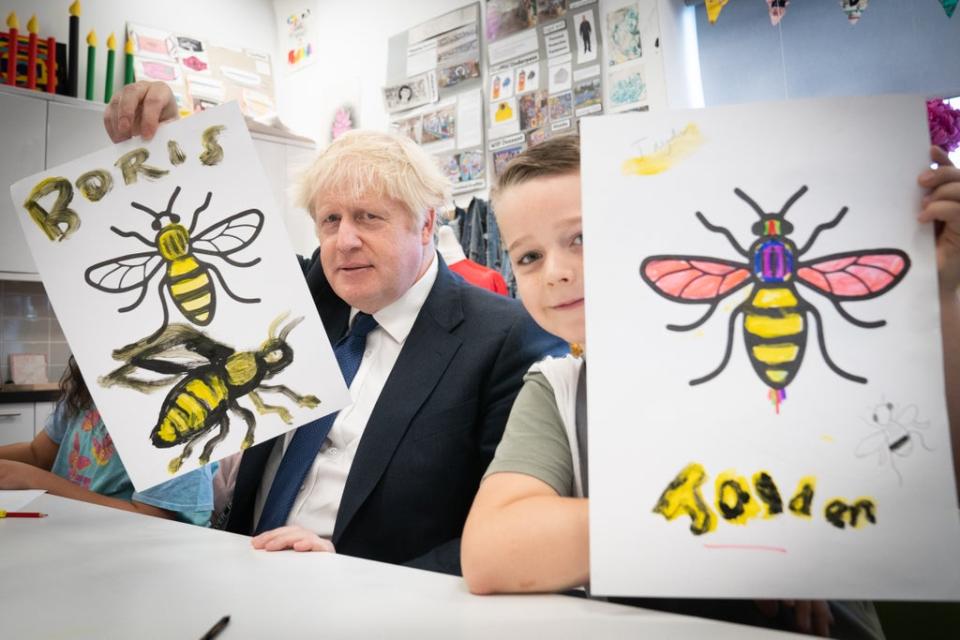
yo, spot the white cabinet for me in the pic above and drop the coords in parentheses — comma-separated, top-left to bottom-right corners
(34, 401, 55, 434)
(46, 102, 113, 167)
(0, 90, 47, 276)
(0, 403, 35, 447)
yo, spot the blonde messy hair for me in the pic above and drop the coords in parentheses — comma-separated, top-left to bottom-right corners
(492, 135, 580, 205)
(296, 129, 451, 226)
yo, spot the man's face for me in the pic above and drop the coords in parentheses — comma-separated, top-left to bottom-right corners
(313, 193, 434, 313)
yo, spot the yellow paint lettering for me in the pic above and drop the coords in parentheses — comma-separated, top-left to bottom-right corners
(74, 169, 114, 202)
(200, 125, 226, 166)
(653, 462, 716, 535)
(824, 498, 877, 530)
(752, 471, 783, 517)
(115, 148, 169, 185)
(788, 476, 816, 518)
(22, 177, 80, 241)
(715, 470, 759, 525)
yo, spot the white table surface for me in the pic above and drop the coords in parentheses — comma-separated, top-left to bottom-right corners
(0, 494, 795, 639)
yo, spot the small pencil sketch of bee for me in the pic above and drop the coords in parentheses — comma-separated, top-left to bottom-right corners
(855, 399, 933, 486)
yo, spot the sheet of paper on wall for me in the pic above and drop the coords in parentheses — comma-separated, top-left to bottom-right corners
(383, 71, 439, 114)
(8, 103, 351, 493)
(603, 0, 666, 113)
(580, 94, 960, 599)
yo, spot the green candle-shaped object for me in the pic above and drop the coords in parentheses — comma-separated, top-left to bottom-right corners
(124, 36, 134, 84)
(104, 33, 116, 102)
(85, 30, 96, 101)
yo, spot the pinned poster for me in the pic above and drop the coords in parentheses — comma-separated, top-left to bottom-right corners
(767, 0, 790, 25)
(705, 0, 729, 24)
(940, 0, 957, 18)
(581, 95, 960, 599)
(840, 0, 869, 24)
(9, 103, 351, 492)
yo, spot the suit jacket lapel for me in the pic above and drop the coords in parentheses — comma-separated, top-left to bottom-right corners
(332, 258, 464, 543)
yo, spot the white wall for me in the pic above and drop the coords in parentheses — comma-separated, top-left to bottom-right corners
(4, 0, 276, 103)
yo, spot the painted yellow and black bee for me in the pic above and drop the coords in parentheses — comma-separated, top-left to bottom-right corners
(84, 185, 264, 338)
(100, 313, 319, 473)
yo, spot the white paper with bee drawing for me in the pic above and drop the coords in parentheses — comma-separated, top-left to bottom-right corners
(9, 103, 350, 493)
(581, 95, 960, 599)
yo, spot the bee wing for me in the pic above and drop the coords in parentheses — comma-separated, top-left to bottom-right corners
(192, 209, 265, 256)
(796, 250, 910, 300)
(897, 404, 920, 427)
(640, 256, 751, 302)
(84, 252, 164, 293)
(855, 431, 887, 459)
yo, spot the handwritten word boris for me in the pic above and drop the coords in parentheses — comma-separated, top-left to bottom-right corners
(21, 125, 226, 242)
(653, 463, 877, 535)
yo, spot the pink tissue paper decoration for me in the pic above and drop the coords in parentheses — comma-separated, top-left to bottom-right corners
(939, 0, 957, 18)
(928, 99, 960, 153)
(766, 0, 790, 25)
(331, 105, 354, 141)
(840, 0, 869, 24)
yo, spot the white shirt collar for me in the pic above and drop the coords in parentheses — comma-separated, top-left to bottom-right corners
(350, 253, 438, 345)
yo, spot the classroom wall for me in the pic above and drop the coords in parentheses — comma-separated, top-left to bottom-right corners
(3, 0, 277, 104)
(271, 0, 702, 147)
(695, 0, 960, 106)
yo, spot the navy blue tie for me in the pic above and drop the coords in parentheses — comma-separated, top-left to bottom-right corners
(255, 312, 378, 534)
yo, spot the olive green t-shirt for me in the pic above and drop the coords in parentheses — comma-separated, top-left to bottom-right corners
(483, 371, 574, 496)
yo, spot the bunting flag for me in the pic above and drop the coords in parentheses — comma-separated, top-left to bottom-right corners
(705, 0, 730, 24)
(767, 0, 790, 25)
(940, 0, 957, 18)
(840, 0, 869, 24)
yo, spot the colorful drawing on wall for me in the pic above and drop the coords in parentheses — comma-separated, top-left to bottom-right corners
(439, 60, 480, 88)
(383, 70, 438, 113)
(573, 75, 602, 115)
(283, 6, 317, 72)
(639, 186, 910, 413)
(514, 62, 539, 94)
(490, 68, 515, 100)
(492, 143, 526, 176)
(9, 103, 350, 492)
(609, 64, 647, 112)
(84, 185, 265, 341)
(490, 98, 518, 126)
(855, 399, 932, 485)
(607, 4, 643, 66)
(458, 150, 485, 181)
(421, 103, 457, 144)
(538, 0, 568, 22)
(100, 313, 318, 473)
(518, 90, 549, 130)
(548, 91, 573, 119)
(485, 0, 536, 42)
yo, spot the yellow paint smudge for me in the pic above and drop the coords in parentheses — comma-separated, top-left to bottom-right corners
(622, 123, 703, 176)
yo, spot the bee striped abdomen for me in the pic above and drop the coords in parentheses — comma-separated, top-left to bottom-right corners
(167, 256, 215, 325)
(152, 372, 229, 447)
(744, 286, 806, 389)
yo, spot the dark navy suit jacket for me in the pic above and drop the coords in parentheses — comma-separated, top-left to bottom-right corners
(226, 250, 565, 575)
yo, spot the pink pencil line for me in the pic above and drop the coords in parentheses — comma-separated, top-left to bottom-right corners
(703, 544, 788, 554)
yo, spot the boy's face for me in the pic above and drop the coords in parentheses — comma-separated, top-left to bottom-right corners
(496, 173, 585, 345)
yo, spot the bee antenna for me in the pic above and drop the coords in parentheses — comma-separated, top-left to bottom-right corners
(733, 188, 766, 219)
(130, 200, 162, 220)
(778, 185, 809, 218)
(268, 311, 291, 339)
(279, 316, 304, 342)
(162, 186, 182, 217)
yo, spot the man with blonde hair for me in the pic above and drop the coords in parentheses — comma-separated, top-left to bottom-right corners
(104, 82, 564, 574)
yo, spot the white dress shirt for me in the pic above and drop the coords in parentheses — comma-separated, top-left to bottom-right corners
(254, 255, 439, 538)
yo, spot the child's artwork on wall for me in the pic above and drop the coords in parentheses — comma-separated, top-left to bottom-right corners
(580, 95, 960, 599)
(9, 103, 351, 492)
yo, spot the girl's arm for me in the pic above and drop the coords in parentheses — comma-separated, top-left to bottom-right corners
(0, 430, 60, 468)
(0, 440, 175, 519)
(461, 472, 589, 594)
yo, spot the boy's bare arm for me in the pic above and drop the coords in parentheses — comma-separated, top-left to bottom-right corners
(462, 472, 588, 594)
